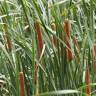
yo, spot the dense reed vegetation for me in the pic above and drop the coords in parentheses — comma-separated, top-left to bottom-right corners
(0, 0, 96, 96)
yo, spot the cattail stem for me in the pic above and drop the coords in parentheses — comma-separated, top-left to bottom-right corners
(73, 36, 80, 64)
(51, 23, 57, 47)
(19, 72, 25, 96)
(34, 64, 39, 96)
(34, 64, 39, 84)
(73, 36, 80, 53)
(92, 43, 96, 59)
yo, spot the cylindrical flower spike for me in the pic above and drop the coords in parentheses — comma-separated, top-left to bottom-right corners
(92, 43, 96, 71)
(93, 63, 96, 72)
(3, 24, 12, 52)
(64, 20, 73, 62)
(19, 72, 25, 96)
(85, 66, 91, 96)
(64, 20, 71, 38)
(34, 20, 43, 56)
(6, 35, 12, 51)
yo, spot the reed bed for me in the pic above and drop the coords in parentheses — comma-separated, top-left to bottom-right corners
(0, 0, 96, 96)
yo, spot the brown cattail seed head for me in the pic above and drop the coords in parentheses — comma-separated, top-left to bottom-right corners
(19, 72, 25, 96)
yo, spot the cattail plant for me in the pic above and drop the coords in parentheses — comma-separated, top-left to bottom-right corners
(34, 20, 44, 95)
(64, 20, 71, 38)
(34, 20, 44, 56)
(85, 66, 91, 96)
(64, 20, 73, 61)
(92, 42, 96, 71)
(3, 24, 12, 52)
(0, 0, 96, 96)
(19, 72, 25, 96)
